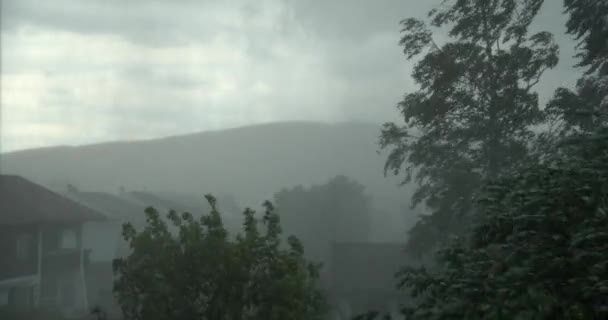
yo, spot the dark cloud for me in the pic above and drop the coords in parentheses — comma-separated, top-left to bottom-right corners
(291, 0, 436, 42)
(2, 0, 225, 46)
(0, 0, 585, 152)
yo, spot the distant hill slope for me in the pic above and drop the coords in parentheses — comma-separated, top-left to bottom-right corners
(0, 121, 419, 240)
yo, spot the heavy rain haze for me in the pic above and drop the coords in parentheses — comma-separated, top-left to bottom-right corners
(1, 0, 607, 319)
(1, 0, 576, 152)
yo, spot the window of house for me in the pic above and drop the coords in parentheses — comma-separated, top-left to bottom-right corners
(16, 233, 33, 260)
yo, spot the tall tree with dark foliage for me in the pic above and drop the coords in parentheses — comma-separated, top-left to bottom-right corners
(361, 1, 608, 319)
(380, 0, 558, 256)
(543, 0, 608, 143)
(394, 128, 608, 320)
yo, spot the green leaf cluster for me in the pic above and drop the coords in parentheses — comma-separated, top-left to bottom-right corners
(396, 127, 608, 319)
(381, 0, 557, 256)
(112, 195, 328, 320)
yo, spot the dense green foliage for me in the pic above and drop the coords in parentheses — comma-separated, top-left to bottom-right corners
(367, 1, 608, 319)
(380, 0, 557, 256)
(563, 0, 608, 75)
(396, 128, 608, 319)
(545, 0, 608, 141)
(112, 195, 327, 320)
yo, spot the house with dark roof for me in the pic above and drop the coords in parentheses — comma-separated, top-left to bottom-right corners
(63, 190, 147, 258)
(0, 175, 105, 317)
(62, 190, 151, 317)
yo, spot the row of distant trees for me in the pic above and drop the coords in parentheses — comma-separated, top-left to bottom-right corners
(109, 0, 608, 319)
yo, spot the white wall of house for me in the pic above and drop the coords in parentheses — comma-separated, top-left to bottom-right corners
(82, 221, 122, 262)
(37, 226, 91, 317)
(54, 271, 88, 317)
(0, 288, 9, 305)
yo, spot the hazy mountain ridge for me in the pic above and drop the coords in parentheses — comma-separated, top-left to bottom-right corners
(1, 121, 419, 241)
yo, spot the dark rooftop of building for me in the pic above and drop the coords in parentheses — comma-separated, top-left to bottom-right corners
(64, 191, 147, 223)
(0, 175, 106, 226)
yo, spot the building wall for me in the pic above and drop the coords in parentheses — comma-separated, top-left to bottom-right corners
(0, 226, 39, 281)
(38, 223, 90, 317)
(85, 262, 122, 317)
(0, 222, 92, 316)
(82, 221, 121, 263)
(0, 289, 8, 305)
(0, 226, 41, 310)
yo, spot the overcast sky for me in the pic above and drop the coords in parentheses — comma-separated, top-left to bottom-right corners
(1, 0, 580, 152)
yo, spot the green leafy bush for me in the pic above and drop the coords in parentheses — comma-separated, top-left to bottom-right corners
(112, 195, 328, 320)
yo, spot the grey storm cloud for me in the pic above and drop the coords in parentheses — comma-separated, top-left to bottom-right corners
(2, 0, 221, 46)
(121, 66, 208, 90)
(2, 0, 430, 45)
(0, 0, 584, 152)
(291, 0, 433, 41)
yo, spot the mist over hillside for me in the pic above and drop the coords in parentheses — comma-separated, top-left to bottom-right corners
(0, 121, 422, 242)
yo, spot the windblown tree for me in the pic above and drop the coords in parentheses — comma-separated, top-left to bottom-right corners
(112, 195, 327, 320)
(544, 0, 608, 141)
(563, 0, 608, 75)
(394, 126, 608, 320)
(380, 0, 559, 256)
(362, 3, 608, 319)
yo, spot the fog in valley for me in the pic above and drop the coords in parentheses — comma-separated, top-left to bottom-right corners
(1, 1, 607, 319)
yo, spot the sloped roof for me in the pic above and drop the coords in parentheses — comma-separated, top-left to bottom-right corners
(64, 191, 147, 223)
(0, 175, 106, 225)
